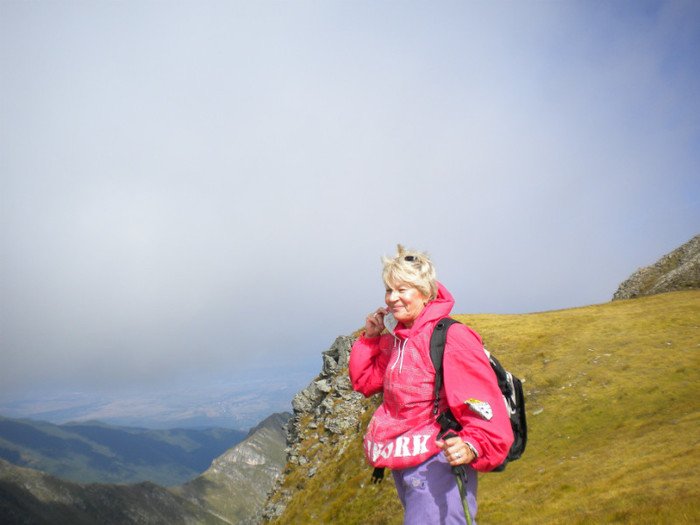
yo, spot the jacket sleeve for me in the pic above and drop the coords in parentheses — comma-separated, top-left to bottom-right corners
(349, 334, 390, 398)
(443, 325, 514, 472)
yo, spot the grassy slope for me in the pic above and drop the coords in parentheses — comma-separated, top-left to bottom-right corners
(269, 290, 700, 524)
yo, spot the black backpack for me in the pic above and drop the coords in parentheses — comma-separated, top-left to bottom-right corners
(431, 317, 527, 472)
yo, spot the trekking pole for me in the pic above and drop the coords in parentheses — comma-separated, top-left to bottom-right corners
(444, 431, 473, 525)
(454, 467, 473, 525)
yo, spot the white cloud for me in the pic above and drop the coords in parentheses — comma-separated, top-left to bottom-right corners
(1, 1, 698, 399)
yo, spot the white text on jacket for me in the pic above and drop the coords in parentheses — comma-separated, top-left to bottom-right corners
(366, 434, 431, 462)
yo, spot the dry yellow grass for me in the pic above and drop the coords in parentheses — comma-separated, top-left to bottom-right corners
(270, 291, 700, 524)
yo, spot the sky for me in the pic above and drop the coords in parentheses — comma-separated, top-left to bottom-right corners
(1, 1, 699, 411)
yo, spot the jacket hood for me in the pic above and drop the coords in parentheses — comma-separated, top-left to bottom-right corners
(391, 281, 454, 338)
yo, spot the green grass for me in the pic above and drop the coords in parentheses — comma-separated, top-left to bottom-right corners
(266, 291, 700, 524)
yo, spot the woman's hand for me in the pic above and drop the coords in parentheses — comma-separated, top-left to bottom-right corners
(436, 435, 475, 466)
(364, 308, 386, 338)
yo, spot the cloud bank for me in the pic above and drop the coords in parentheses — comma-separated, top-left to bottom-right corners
(1, 1, 698, 400)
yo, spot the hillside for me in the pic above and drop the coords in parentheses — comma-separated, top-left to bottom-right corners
(0, 413, 290, 524)
(262, 290, 700, 524)
(0, 458, 229, 525)
(174, 412, 290, 524)
(0, 417, 246, 486)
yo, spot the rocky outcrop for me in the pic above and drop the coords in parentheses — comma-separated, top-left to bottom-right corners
(613, 234, 700, 300)
(261, 334, 372, 523)
(289, 335, 365, 442)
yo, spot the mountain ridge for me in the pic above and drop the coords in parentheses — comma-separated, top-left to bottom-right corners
(0, 416, 246, 486)
(175, 412, 290, 525)
(0, 412, 290, 524)
(0, 458, 229, 525)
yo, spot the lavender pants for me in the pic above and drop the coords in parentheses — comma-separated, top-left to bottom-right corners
(392, 452, 478, 525)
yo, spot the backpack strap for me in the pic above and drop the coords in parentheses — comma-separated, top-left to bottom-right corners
(431, 318, 475, 524)
(430, 317, 461, 416)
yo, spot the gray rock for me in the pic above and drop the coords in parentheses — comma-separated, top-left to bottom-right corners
(613, 233, 700, 300)
(261, 332, 372, 522)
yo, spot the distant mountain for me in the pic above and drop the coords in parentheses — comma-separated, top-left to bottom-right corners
(0, 458, 229, 525)
(0, 417, 246, 486)
(0, 412, 291, 524)
(613, 233, 700, 300)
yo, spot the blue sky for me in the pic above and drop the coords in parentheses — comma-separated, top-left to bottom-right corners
(1, 1, 698, 415)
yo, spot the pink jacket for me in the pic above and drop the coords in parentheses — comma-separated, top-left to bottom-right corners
(349, 282, 513, 472)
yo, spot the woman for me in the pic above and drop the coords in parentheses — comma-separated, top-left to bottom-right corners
(349, 245, 513, 524)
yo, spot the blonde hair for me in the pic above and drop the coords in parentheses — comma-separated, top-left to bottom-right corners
(381, 244, 438, 301)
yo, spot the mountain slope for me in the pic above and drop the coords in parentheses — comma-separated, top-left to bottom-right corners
(262, 291, 700, 524)
(0, 418, 246, 486)
(0, 458, 229, 525)
(0, 413, 290, 524)
(174, 412, 291, 524)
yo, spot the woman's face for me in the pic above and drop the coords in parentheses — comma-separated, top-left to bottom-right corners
(385, 281, 427, 328)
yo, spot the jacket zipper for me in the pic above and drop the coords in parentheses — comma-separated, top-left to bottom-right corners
(390, 337, 408, 374)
